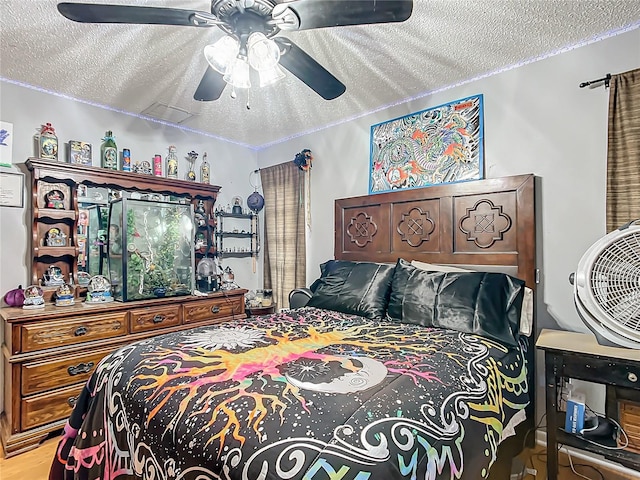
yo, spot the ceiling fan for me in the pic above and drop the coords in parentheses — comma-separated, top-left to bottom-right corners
(57, 0, 414, 102)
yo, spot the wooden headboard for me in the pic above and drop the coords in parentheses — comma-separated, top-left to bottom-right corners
(334, 174, 537, 459)
(335, 174, 536, 290)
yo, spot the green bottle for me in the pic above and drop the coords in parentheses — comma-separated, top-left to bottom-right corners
(101, 131, 118, 170)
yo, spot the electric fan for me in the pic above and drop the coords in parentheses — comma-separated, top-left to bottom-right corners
(571, 219, 640, 349)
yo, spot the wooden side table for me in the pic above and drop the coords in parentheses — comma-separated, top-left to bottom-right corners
(246, 304, 276, 316)
(536, 329, 640, 478)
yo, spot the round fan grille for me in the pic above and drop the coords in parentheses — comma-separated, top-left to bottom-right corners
(574, 221, 640, 349)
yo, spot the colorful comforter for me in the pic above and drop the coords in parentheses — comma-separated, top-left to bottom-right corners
(49, 306, 529, 480)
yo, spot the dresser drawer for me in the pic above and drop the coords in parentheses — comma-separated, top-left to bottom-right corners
(22, 347, 113, 396)
(129, 305, 181, 333)
(21, 311, 128, 352)
(183, 296, 245, 324)
(21, 384, 85, 430)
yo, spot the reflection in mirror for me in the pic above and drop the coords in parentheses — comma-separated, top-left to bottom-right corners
(77, 184, 110, 277)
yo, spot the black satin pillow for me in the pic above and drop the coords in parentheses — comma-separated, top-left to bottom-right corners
(307, 260, 395, 319)
(388, 259, 525, 347)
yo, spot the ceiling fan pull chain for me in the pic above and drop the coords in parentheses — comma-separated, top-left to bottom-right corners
(246, 89, 251, 110)
(230, 86, 237, 99)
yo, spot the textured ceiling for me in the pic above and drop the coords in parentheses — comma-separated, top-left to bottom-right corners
(2, 1, 640, 149)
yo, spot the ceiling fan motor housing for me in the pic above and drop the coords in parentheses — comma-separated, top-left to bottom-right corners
(573, 220, 640, 349)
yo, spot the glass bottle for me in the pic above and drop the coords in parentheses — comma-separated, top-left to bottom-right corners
(39, 123, 58, 161)
(101, 131, 118, 170)
(166, 145, 178, 179)
(200, 152, 210, 184)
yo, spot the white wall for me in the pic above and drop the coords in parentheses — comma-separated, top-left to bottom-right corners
(0, 81, 262, 296)
(258, 27, 640, 334)
(257, 28, 640, 424)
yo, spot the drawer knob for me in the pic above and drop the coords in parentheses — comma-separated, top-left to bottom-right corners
(211, 306, 220, 314)
(74, 326, 88, 337)
(629, 372, 638, 383)
(152, 314, 165, 324)
(67, 396, 78, 408)
(68, 362, 94, 376)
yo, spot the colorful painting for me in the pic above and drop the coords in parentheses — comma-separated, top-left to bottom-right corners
(369, 94, 484, 194)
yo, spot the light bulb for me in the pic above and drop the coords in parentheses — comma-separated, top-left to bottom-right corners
(247, 32, 280, 71)
(223, 56, 251, 88)
(204, 36, 240, 74)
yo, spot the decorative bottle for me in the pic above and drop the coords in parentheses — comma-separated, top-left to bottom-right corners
(101, 131, 118, 170)
(166, 145, 178, 179)
(153, 154, 162, 176)
(39, 123, 58, 161)
(122, 148, 131, 172)
(200, 152, 210, 184)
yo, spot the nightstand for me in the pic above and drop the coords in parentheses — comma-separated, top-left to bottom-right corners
(246, 304, 276, 316)
(536, 329, 640, 479)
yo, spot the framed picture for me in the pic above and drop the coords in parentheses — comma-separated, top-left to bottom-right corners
(68, 140, 93, 165)
(369, 94, 484, 194)
(0, 121, 14, 167)
(0, 171, 25, 208)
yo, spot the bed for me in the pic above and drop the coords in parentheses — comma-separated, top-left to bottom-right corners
(49, 174, 536, 480)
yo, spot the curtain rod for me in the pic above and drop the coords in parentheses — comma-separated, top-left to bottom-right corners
(579, 73, 611, 88)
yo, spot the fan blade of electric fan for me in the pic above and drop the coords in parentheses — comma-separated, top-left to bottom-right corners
(275, 37, 346, 100)
(273, 0, 413, 31)
(194, 67, 227, 101)
(57, 2, 216, 26)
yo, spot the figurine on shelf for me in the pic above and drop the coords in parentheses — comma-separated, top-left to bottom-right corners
(166, 145, 178, 179)
(55, 283, 75, 307)
(43, 265, 65, 287)
(195, 199, 206, 215)
(45, 189, 65, 209)
(76, 271, 91, 286)
(85, 275, 113, 303)
(23, 285, 45, 309)
(200, 152, 210, 184)
(232, 196, 243, 215)
(186, 150, 198, 181)
(45, 227, 68, 247)
(38, 123, 58, 161)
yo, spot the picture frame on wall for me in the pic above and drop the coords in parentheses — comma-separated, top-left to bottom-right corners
(0, 121, 14, 167)
(369, 94, 484, 194)
(0, 171, 25, 208)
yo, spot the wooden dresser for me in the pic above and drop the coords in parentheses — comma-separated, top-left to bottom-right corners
(1, 289, 246, 457)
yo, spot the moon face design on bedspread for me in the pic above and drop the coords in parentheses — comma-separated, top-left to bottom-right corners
(55, 307, 529, 480)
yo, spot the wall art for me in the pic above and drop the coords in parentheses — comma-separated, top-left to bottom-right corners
(369, 94, 484, 194)
(0, 171, 24, 208)
(0, 121, 14, 167)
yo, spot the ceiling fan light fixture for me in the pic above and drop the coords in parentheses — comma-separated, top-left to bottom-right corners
(204, 36, 240, 73)
(247, 32, 280, 71)
(223, 56, 251, 88)
(258, 64, 286, 87)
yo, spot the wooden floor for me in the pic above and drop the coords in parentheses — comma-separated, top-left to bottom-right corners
(0, 438, 637, 479)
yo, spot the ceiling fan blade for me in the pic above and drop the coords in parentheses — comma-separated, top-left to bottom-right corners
(194, 67, 227, 101)
(273, 0, 413, 31)
(57, 2, 215, 26)
(275, 37, 345, 100)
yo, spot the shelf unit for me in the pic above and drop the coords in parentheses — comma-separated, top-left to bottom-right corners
(25, 158, 221, 292)
(215, 211, 259, 258)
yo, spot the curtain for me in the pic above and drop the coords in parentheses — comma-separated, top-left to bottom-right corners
(260, 162, 306, 308)
(606, 67, 640, 232)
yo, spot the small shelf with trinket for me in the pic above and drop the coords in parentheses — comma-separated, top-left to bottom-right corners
(215, 205, 259, 258)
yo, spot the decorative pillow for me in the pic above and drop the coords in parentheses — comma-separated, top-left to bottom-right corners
(388, 259, 525, 347)
(307, 260, 395, 319)
(410, 259, 534, 337)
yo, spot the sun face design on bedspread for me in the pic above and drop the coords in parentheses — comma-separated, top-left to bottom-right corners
(65, 308, 529, 480)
